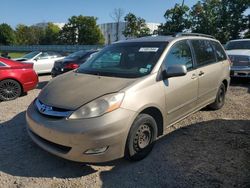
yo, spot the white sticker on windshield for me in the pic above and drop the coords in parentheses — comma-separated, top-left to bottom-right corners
(139, 47, 159, 52)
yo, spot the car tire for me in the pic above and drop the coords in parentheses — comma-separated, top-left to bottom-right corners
(125, 114, 158, 161)
(208, 83, 226, 110)
(0, 79, 22, 101)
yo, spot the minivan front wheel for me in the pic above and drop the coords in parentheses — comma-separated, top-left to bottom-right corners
(125, 114, 157, 161)
(208, 83, 226, 110)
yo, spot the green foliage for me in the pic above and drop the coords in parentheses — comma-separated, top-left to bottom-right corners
(245, 30, 250, 38)
(40, 23, 60, 44)
(15, 24, 44, 45)
(190, 0, 249, 43)
(15, 24, 31, 45)
(0, 23, 15, 45)
(123, 13, 150, 38)
(159, 0, 249, 42)
(158, 3, 190, 35)
(59, 15, 104, 45)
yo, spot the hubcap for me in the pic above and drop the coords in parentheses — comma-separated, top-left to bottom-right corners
(0, 81, 19, 99)
(134, 124, 152, 151)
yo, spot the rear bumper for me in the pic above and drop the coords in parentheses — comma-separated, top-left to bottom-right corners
(26, 102, 137, 163)
(22, 71, 38, 92)
(230, 66, 250, 78)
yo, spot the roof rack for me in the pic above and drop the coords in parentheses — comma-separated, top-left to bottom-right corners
(173, 32, 215, 39)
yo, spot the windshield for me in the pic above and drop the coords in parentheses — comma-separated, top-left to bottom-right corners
(22, 51, 40, 59)
(225, 41, 250, 50)
(77, 42, 167, 78)
(66, 50, 87, 59)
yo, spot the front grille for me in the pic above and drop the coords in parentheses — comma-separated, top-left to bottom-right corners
(228, 55, 250, 67)
(29, 129, 71, 154)
(35, 99, 73, 118)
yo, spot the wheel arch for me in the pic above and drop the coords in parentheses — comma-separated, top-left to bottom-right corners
(222, 79, 228, 92)
(139, 107, 164, 137)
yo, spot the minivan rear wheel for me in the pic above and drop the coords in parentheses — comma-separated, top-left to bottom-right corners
(125, 114, 157, 161)
(208, 83, 226, 110)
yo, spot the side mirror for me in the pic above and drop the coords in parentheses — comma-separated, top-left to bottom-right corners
(162, 64, 187, 79)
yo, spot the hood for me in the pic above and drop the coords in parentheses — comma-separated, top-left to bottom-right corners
(226, 50, 250, 56)
(38, 71, 136, 110)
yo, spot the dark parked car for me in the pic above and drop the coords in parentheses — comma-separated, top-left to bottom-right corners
(51, 50, 98, 77)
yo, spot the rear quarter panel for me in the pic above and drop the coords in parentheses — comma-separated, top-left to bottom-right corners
(0, 69, 38, 92)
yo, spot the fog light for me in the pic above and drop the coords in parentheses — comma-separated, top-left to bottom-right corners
(84, 146, 108, 154)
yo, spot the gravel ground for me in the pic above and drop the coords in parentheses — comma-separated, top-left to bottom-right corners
(0, 75, 249, 188)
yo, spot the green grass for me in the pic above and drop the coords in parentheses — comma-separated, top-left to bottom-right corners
(8, 52, 26, 58)
(0, 52, 26, 59)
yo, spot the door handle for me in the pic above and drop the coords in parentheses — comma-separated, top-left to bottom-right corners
(191, 74, 197, 79)
(199, 71, 205, 76)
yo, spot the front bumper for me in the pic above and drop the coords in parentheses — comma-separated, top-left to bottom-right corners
(26, 103, 137, 163)
(230, 66, 250, 78)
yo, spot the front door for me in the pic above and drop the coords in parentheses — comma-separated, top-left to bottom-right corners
(163, 40, 198, 125)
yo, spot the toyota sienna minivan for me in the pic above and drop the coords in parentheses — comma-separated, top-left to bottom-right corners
(26, 33, 230, 162)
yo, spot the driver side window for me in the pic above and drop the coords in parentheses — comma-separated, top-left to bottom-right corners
(164, 40, 193, 70)
(37, 52, 49, 60)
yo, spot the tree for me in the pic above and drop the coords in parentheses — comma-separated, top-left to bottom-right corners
(158, 3, 190, 35)
(245, 31, 250, 38)
(110, 8, 125, 41)
(15, 24, 44, 45)
(59, 15, 104, 45)
(190, 0, 249, 43)
(15, 24, 30, 45)
(0, 23, 15, 45)
(40, 23, 60, 44)
(123, 13, 150, 38)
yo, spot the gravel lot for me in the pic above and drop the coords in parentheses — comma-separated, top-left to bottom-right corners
(0, 75, 249, 188)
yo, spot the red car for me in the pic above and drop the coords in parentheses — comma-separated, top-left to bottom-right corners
(0, 57, 38, 101)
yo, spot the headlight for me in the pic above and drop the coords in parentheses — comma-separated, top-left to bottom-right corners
(69, 93, 124, 119)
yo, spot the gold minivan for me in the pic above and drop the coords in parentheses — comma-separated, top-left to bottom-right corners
(26, 34, 230, 162)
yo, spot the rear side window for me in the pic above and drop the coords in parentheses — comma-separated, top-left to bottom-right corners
(164, 40, 193, 70)
(191, 40, 216, 66)
(211, 41, 227, 61)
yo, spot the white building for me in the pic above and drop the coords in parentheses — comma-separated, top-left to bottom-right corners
(99, 22, 160, 44)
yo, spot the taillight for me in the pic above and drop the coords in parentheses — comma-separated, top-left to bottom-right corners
(64, 63, 79, 69)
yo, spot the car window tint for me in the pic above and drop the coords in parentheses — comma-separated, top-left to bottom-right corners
(0, 62, 6, 67)
(164, 40, 193, 70)
(92, 51, 121, 68)
(192, 40, 216, 66)
(211, 41, 227, 61)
